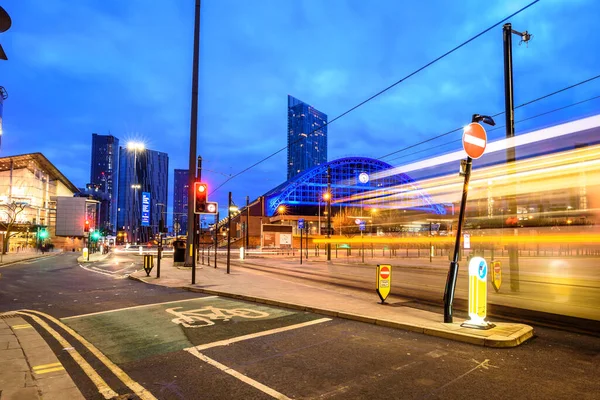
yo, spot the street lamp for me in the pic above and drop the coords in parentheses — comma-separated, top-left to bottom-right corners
(443, 113, 495, 324)
(503, 23, 531, 293)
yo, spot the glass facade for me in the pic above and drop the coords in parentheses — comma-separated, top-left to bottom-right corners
(265, 156, 446, 217)
(90, 133, 119, 234)
(173, 169, 189, 236)
(287, 95, 327, 180)
(117, 147, 168, 244)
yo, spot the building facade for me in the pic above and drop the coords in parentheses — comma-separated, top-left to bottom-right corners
(90, 133, 119, 234)
(116, 147, 168, 244)
(287, 95, 328, 180)
(0, 153, 79, 252)
(173, 169, 188, 236)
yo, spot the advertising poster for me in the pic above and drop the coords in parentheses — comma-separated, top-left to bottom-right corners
(141, 192, 150, 227)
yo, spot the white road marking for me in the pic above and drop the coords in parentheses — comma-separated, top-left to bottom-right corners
(463, 133, 486, 148)
(186, 347, 292, 400)
(62, 296, 218, 320)
(187, 317, 332, 351)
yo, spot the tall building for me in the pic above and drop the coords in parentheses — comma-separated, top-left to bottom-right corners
(287, 95, 328, 180)
(173, 169, 189, 236)
(90, 133, 119, 234)
(116, 147, 168, 244)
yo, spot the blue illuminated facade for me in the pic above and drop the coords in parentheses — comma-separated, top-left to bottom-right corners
(265, 157, 446, 217)
(287, 95, 327, 180)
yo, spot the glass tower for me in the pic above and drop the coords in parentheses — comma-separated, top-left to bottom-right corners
(287, 95, 328, 180)
(173, 169, 189, 236)
(116, 147, 168, 244)
(90, 133, 119, 234)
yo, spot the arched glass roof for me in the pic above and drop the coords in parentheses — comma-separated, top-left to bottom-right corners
(264, 156, 446, 216)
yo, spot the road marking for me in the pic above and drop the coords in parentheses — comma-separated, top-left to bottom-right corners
(12, 323, 33, 330)
(33, 362, 65, 374)
(17, 311, 119, 399)
(186, 347, 292, 400)
(21, 309, 157, 400)
(62, 296, 218, 320)
(187, 317, 332, 351)
(78, 263, 128, 279)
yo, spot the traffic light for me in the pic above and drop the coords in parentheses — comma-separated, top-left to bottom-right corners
(194, 182, 208, 213)
(91, 230, 100, 240)
(39, 229, 48, 239)
(84, 220, 90, 232)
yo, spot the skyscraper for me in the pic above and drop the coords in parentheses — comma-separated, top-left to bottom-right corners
(173, 169, 189, 236)
(90, 133, 119, 233)
(287, 95, 328, 180)
(116, 146, 168, 244)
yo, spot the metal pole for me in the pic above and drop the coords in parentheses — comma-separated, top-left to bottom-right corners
(327, 166, 332, 262)
(245, 196, 250, 251)
(226, 192, 232, 274)
(443, 156, 472, 323)
(300, 227, 303, 265)
(187, 0, 201, 283)
(214, 211, 219, 268)
(503, 22, 520, 292)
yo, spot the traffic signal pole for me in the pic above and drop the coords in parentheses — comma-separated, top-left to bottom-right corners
(226, 192, 232, 274)
(186, 0, 201, 284)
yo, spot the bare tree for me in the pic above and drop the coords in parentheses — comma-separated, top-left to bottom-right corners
(0, 201, 28, 254)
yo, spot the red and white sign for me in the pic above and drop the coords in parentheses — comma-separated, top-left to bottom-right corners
(462, 122, 487, 159)
(379, 266, 390, 280)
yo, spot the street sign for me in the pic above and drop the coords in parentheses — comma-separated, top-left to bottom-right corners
(462, 257, 495, 329)
(376, 264, 392, 303)
(141, 192, 151, 226)
(462, 122, 487, 159)
(463, 233, 470, 249)
(491, 260, 502, 292)
(204, 202, 218, 214)
(355, 218, 361, 225)
(298, 218, 304, 230)
(359, 221, 366, 231)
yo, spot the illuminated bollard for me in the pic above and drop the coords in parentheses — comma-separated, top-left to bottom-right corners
(461, 257, 495, 330)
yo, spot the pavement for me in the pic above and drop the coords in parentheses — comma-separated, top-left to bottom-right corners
(1, 250, 84, 400)
(0, 315, 84, 400)
(129, 254, 534, 348)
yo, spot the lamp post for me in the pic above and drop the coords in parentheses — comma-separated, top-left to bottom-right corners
(443, 113, 496, 324)
(503, 22, 531, 293)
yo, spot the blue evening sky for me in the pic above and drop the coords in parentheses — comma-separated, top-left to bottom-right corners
(1, 0, 599, 219)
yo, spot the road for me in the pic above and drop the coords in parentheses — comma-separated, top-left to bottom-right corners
(1, 252, 599, 399)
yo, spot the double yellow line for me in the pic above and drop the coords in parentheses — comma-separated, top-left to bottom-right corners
(17, 310, 156, 400)
(33, 362, 65, 375)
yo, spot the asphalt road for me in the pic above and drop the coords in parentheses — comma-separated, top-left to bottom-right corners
(1, 253, 599, 399)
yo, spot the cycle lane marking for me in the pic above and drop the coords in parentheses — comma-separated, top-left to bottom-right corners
(62, 295, 217, 320)
(186, 317, 332, 351)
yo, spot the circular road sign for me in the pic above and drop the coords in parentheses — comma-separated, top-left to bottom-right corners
(207, 203, 217, 213)
(380, 266, 390, 279)
(462, 122, 487, 159)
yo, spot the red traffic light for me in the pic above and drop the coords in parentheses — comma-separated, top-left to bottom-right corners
(194, 182, 208, 213)
(84, 220, 90, 232)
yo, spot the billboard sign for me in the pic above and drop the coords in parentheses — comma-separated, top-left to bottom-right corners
(141, 192, 151, 227)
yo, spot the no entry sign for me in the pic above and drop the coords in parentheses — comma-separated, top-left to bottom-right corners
(462, 122, 487, 159)
(376, 264, 392, 303)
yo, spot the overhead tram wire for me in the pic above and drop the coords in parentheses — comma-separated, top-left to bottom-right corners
(378, 73, 600, 161)
(383, 93, 600, 164)
(209, 0, 540, 195)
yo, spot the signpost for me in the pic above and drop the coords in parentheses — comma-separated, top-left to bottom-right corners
(491, 260, 502, 292)
(461, 257, 495, 329)
(299, 219, 304, 265)
(443, 115, 495, 324)
(376, 264, 392, 304)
